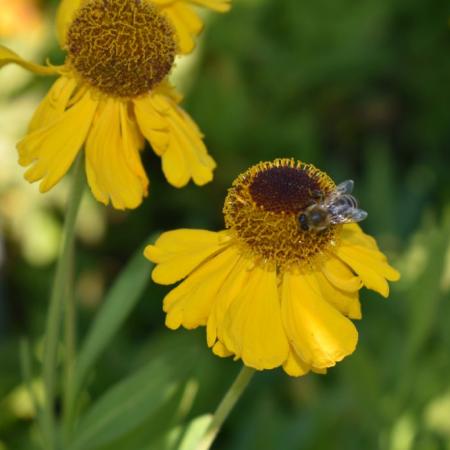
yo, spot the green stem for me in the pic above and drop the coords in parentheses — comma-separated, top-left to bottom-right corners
(42, 155, 84, 450)
(63, 242, 76, 437)
(197, 365, 255, 450)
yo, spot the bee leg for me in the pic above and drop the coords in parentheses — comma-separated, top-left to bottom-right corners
(309, 188, 324, 201)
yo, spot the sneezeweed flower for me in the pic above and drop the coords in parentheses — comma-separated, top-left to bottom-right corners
(0, 0, 230, 209)
(145, 159, 400, 376)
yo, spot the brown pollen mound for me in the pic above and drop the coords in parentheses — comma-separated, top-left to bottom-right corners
(66, 0, 176, 98)
(249, 165, 323, 214)
(224, 159, 339, 271)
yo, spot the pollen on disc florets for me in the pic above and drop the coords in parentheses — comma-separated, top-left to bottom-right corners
(66, 0, 177, 98)
(223, 159, 339, 271)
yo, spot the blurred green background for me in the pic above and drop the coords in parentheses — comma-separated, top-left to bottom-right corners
(1, 0, 450, 449)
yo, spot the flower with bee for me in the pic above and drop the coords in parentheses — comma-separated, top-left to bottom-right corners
(0, 0, 230, 209)
(145, 159, 400, 376)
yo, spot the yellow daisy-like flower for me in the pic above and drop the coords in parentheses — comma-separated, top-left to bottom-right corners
(0, 0, 230, 209)
(145, 159, 400, 376)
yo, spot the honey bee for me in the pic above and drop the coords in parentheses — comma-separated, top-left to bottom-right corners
(298, 180, 368, 232)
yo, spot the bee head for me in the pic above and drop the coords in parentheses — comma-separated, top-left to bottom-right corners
(298, 213, 309, 231)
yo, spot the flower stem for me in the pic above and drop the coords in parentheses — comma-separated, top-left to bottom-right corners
(42, 155, 84, 450)
(197, 365, 255, 450)
(63, 242, 76, 431)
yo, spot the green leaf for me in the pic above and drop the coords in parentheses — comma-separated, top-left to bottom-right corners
(68, 342, 197, 450)
(178, 415, 213, 450)
(73, 239, 153, 398)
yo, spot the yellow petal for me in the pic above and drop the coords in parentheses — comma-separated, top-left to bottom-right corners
(336, 224, 400, 296)
(341, 223, 383, 253)
(222, 267, 289, 370)
(126, 109, 146, 153)
(207, 256, 252, 347)
(154, 80, 184, 103)
(28, 76, 77, 133)
(162, 100, 216, 187)
(152, 0, 231, 12)
(212, 341, 233, 358)
(152, 0, 230, 53)
(145, 229, 231, 285)
(283, 348, 311, 377)
(56, 0, 84, 47)
(0, 45, 57, 75)
(17, 90, 97, 192)
(315, 270, 362, 319)
(85, 100, 148, 210)
(162, 246, 241, 329)
(281, 271, 358, 369)
(133, 95, 170, 155)
(336, 246, 400, 297)
(135, 90, 216, 187)
(321, 256, 362, 292)
(162, 3, 203, 54)
(189, 0, 231, 12)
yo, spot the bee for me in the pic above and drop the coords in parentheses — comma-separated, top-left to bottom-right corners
(298, 180, 368, 232)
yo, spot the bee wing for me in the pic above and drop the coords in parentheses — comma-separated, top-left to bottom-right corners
(321, 180, 355, 207)
(335, 180, 354, 195)
(329, 207, 368, 224)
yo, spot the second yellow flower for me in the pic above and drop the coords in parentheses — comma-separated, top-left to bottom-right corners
(0, 0, 231, 209)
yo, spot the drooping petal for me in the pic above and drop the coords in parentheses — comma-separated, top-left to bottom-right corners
(28, 76, 77, 132)
(152, 0, 231, 11)
(221, 266, 289, 370)
(188, 0, 231, 12)
(281, 271, 358, 369)
(162, 246, 241, 329)
(17, 89, 97, 192)
(125, 106, 146, 154)
(56, 0, 84, 47)
(341, 223, 383, 253)
(315, 270, 362, 319)
(134, 95, 170, 155)
(283, 348, 311, 377)
(321, 255, 362, 292)
(144, 229, 232, 285)
(161, 3, 203, 54)
(335, 225, 400, 297)
(161, 100, 216, 187)
(85, 99, 148, 210)
(335, 245, 400, 297)
(151, 0, 231, 54)
(133, 91, 216, 188)
(207, 256, 252, 347)
(212, 341, 233, 358)
(0, 45, 58, 75)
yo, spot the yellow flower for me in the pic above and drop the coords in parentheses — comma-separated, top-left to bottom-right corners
(145, 159, 400, 376)
(0, 0, 230, 209)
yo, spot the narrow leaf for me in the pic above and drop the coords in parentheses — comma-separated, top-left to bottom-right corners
(74, 239, 153, 396)
(68, 344, 197, 450)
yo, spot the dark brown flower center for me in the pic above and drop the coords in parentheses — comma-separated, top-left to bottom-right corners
(249, 165, 323, 214)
